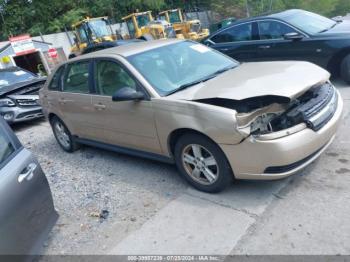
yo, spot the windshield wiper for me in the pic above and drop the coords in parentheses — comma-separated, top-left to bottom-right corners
(318, 22, 337, 33)
(166, 65, 236, 96)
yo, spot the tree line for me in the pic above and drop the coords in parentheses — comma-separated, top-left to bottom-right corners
(0, 0, 350, 41)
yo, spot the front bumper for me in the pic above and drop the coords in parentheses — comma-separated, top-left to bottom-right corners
(0, 106, 44, 124)
(220, 90, 343, 180)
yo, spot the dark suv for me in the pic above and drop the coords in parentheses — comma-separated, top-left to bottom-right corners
(203, 9, 350, 83)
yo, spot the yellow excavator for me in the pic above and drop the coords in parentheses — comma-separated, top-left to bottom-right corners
(158, 9, 209, 41)
(69, 17, 117, 58)
(122, 11, 182, 40)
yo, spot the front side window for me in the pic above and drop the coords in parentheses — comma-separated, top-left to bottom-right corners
(87, 19, 111, 38)
(258, 21, 296, 40)
(136, 14, 150, 27)
(63, 61, 90, 94)
(0, 127, 15, 166)
(77, 26, 88, 43)
(95, 60, 137, 96)
(127, 41, 238, 96)
(48, 66, 64, 91)
(126, 19, 136, 38)
(211, 23, 253, 43)
(169, 11, 181, 23)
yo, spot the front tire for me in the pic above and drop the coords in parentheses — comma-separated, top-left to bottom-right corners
(174, 133, 233, 193)
(340, 54, 350, 84)
(50, 116, 79, 152)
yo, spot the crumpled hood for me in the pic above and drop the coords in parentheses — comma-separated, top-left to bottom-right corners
(169, 61, 330, 101)
(0, 77, 46, 97)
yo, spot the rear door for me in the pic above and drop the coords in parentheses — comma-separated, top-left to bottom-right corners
(58, 60, 97, 139)
(206, 22, 261, 62)
(0, 119, 58, 254)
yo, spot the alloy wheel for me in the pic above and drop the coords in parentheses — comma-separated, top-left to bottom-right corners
(54, 121, 71, 149)
(181, 144, 219, 185)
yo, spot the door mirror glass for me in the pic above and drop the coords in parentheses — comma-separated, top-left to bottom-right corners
(112, 87, 145, 102)
(284, 32, 303, 41)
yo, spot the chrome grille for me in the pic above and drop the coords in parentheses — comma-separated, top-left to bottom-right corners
(16, 98, 39, 107)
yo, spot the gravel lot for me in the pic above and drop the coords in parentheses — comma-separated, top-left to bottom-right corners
(12, 80, 350, 255)
(14, 119, 188, 254)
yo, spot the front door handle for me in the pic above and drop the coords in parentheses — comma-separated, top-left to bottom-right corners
(258, 45, 271, 49)
(218, 48, 229, 51)
(94, 103, 106, 110)
(18, 163, 37, 183)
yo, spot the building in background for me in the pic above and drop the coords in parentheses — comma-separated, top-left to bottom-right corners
(0, 34, 66, 75)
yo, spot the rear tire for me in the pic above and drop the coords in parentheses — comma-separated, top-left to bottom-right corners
(50, 116, 79, 153)
(340, 54, 350, 84)
(174, 133, 233, 193)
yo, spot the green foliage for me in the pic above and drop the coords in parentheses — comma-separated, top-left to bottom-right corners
(0, 0, 350, 41)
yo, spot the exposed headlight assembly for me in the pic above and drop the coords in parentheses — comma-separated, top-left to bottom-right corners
(0, 98, 15, 107)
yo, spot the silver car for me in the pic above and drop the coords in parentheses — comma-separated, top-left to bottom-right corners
(0, 117, 58, 254)
(0, 67, 45, 124)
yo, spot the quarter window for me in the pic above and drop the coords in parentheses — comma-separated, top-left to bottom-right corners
(0, 127, 15, 166)
(95, 60, 137, 96)
(258, 21, 296, 40)
(211, 23, 253, 43)
(48, 66, 64, 91)
(63, 61, 90, 94)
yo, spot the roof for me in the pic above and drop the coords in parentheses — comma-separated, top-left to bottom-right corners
(210, 9, 303, 36)
(269, 9, 303, 19)
(159, 9, 180, 15)
(72, 17, 109, 28)
(122, 11, 152, 20)
(73, 38, 184, 60)
(0, 39, 52, 53)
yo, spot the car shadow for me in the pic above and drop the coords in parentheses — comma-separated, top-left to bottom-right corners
(10, 118, 46, 132)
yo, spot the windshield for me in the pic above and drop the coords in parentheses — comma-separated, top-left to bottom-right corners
(283, 10, 336, 34)
(87, 19, 112, 38)
(136, 14, 151, 27)
(127, 41, 238, 96)
(0, 68, 36, 89)
(169, 11, 181, 23)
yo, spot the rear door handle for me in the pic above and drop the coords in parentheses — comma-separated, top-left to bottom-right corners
(218, 48, 229, 51)
(94, 103, 106, 110)
(18, 163, 37, 183)
(258, 45, 271, 49)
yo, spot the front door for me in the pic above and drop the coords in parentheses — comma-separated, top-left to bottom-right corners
(0, 119, 58, 254)
(256, 20, 323, 65)
(90, 59, 161, 154)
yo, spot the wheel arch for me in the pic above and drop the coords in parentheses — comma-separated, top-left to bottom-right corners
(327, 47, 350, 76)
(167, 128, 219, 158)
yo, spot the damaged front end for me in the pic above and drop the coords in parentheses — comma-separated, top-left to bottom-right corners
(197, 82, 338, 140)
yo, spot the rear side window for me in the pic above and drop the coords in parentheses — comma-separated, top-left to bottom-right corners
(63, 61, 90, 94)
(48, 66, 64, 91)
(211, 23, 253, 43)
(0, 127, 15, 166)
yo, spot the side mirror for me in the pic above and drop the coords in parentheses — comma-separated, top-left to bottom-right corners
(284, 32, 303, 41)
(112, 87, 145, 102)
